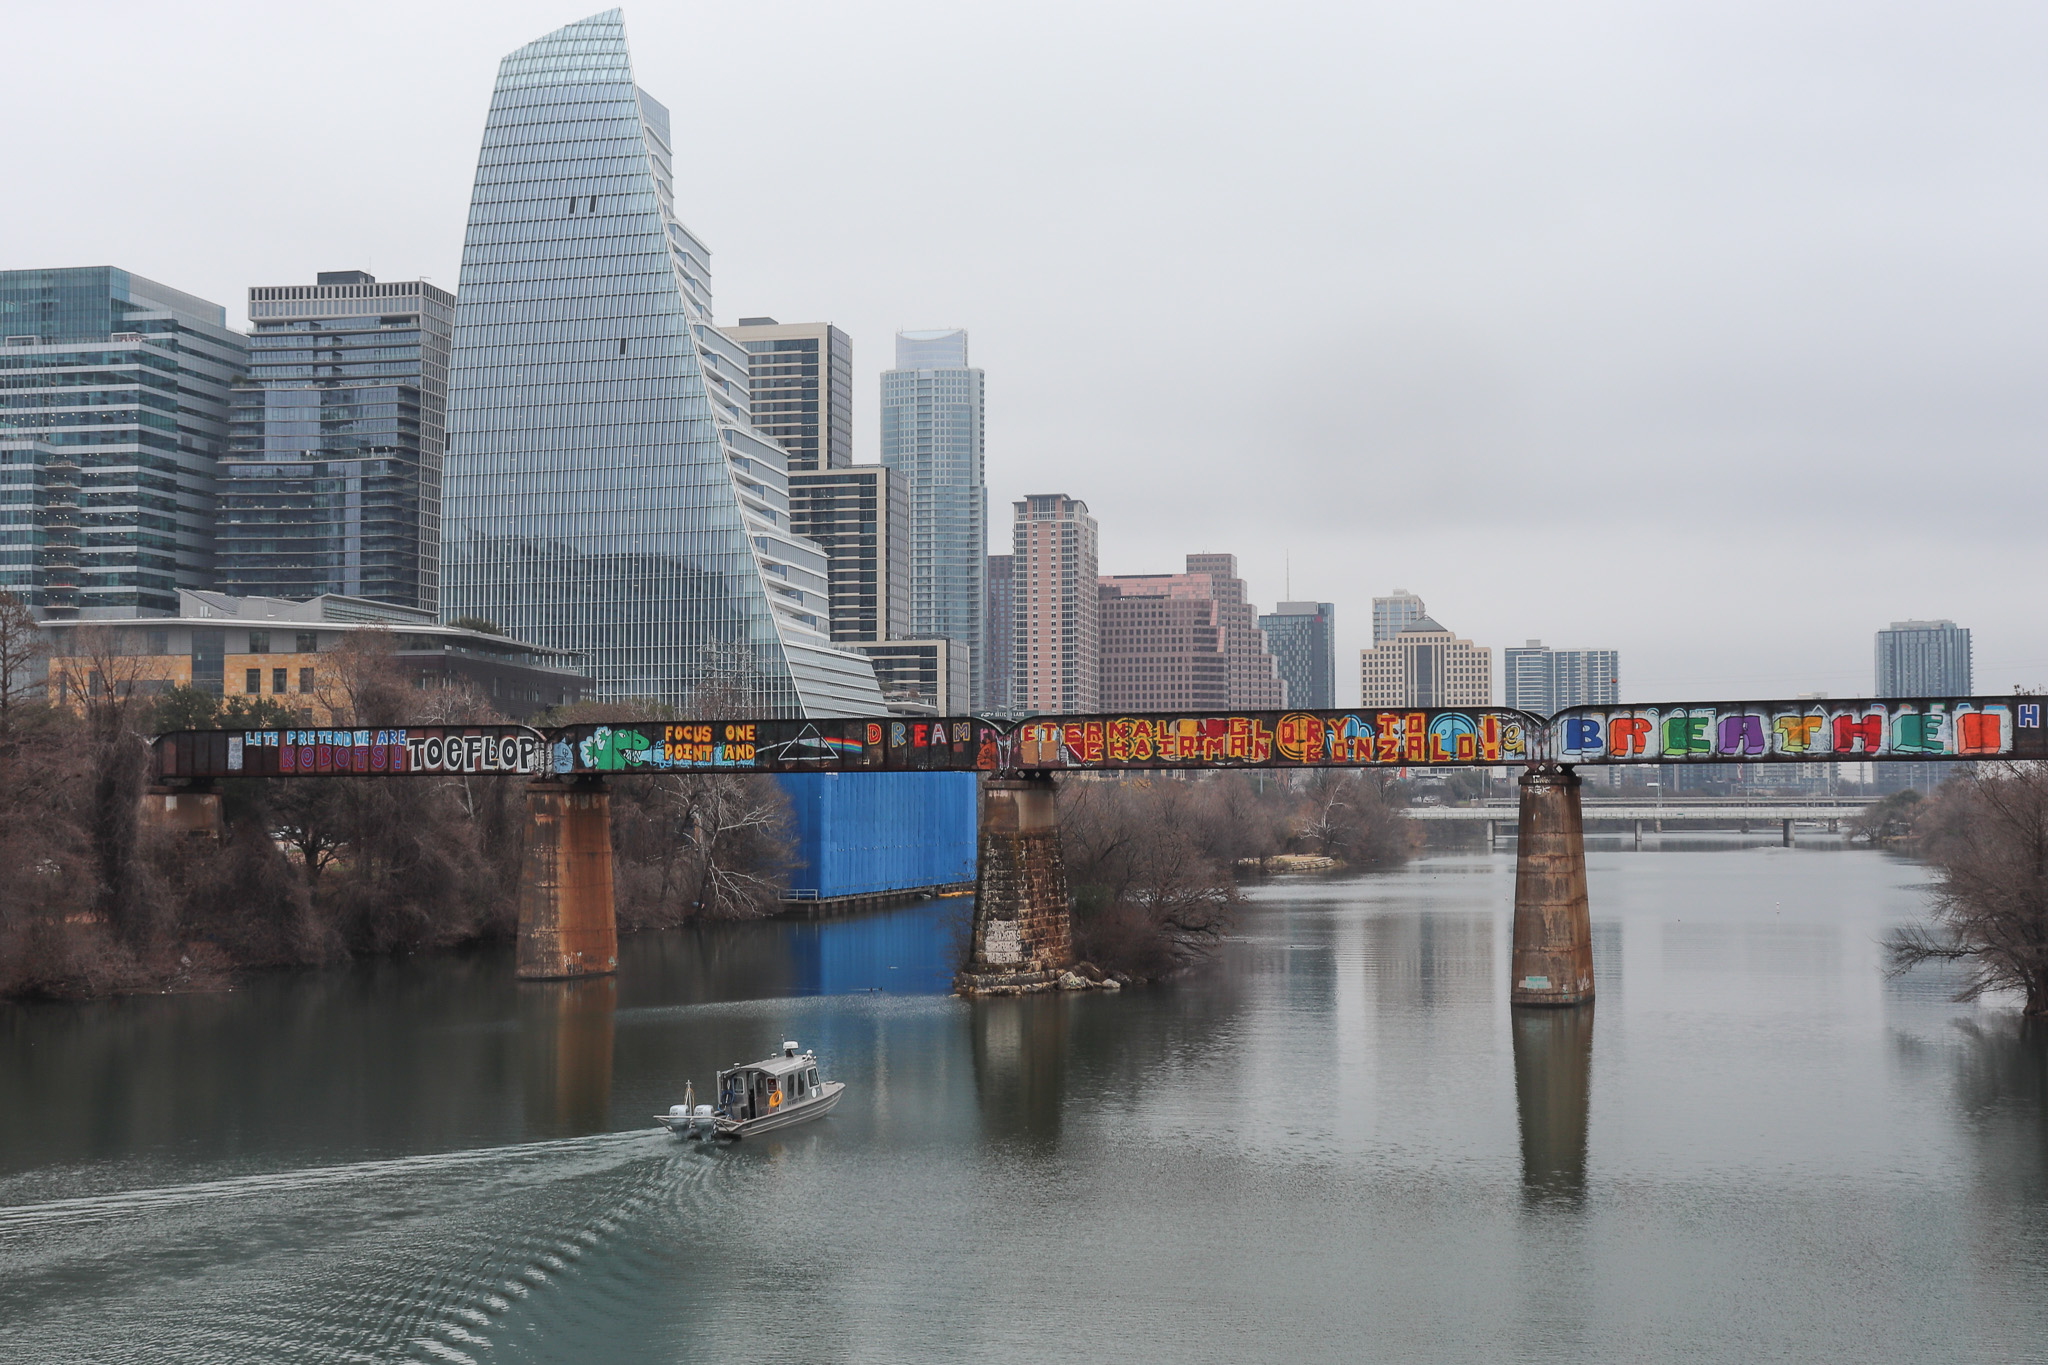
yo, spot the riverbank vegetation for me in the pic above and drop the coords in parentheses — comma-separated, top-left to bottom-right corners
(1058, 770, 1416, 978)
(1887, 764, 2048, 1015)
(0, 598, 798, 1001)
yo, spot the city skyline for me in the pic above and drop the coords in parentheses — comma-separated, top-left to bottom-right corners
(3, 3, 2043, 698)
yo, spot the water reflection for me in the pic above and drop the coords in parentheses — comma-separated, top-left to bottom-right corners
(519, 977, 616, 1137)
(1511, 1004, 1594, 1204)
(971, 995, 1067, 1144)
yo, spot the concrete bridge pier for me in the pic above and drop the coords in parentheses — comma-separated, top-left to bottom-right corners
(956, 775, 1073, 997)
(516, 777, 619, 980)
(1510, 763, 1594, 1007)
(1782, 818, 1794, 847)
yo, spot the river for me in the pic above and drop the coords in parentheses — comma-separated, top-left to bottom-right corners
(2, 839, 2044, 1363)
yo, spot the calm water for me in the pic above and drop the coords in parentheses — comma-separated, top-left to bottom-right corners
(4, 841, 2046, 1363)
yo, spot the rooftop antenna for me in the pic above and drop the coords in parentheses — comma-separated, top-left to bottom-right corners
(1285, 552, 1291, 600)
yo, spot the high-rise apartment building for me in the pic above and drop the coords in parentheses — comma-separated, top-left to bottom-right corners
(1099, 581, 1229, 711)
(786, 466, 908, 644)
(0, 267, 245, 615)
(1875, 620, 1972, 696)
(881, 328, 986, 707)
(1259, 602, 1336, 709)
(717, 318, 850, 472)
(439, 11, 881, 715)
(1373, 589, 1426, 645)
(1503, 640, 1620, 714)
(1012, 494, 1098, 714)
(1361, 616, 1492, 707)
(218, 272, 453, 611)
(1184, 554, 1287, 708)
(1098, 556, 1284, 710)
(985, 553, 1015, 715)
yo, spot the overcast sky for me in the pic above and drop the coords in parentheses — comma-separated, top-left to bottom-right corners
(5, 1, 2044, 701)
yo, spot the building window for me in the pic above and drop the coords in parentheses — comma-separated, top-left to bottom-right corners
(300, 667, 315, 693)
(245, 669, 262, 693)
(146, 630, 169, 656)
(247, 630, 270, 654)
(273, 668, 288, 693)
(296, 632, 317, 653)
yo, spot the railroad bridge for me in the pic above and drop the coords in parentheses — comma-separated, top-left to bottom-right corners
(149, 695, 2044, 1004)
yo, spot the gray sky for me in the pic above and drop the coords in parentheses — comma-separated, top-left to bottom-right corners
(6, 1, 2044, 701)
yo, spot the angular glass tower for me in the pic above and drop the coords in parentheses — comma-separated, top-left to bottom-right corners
(442, 10, 883, 716)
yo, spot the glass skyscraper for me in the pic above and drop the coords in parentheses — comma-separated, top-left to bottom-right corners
(1258, 601, 1336, 709)
(881, 328, 987, 707)
(441, 10, 882, 715)
(218, 272, 454, 610)
(0, 267, 244, 615)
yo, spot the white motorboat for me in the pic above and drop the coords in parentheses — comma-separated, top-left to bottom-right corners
(659, 1041, 845, 1141)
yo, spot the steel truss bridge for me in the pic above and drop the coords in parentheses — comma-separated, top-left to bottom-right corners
(152, 695, 2045, 783)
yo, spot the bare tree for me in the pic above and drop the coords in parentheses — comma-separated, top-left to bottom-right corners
(1887, 764, 2048, 1015)
(0, 591, 47, 747)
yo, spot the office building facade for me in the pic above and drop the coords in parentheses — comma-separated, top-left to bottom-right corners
(1012, 494, 1098, 714)
(1184, 553, 1287, 708)
(219, 272, 453, 611)
(1099, 556, 1285, 709)
(1503, 640, 1620, 714)
(1099, 581, 1229, 712)
(440, 11, 881, 715)
(1875, 620, 1972, 696)
(786, 465, 908, 644)
(1373, 589, 1427, 646)
(1259, 601, 1336, 709)
(1361, 616, 1492, 707)
(717, 318, 850, 472)
(985, 553, 1015, 715)
(880, 328, 986, 707)
(38, 589, 585, 721)
(0, 267, 245, 615)
(854, 638, 969, 714)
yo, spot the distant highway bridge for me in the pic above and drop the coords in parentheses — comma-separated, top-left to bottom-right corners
(1404, 797, 1877, 847)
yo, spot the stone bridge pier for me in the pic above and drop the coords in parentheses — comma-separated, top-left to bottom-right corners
(1510, 763, 1594, 1006)
(517, 776, 619, 980)
(956, 775, 1073, 996)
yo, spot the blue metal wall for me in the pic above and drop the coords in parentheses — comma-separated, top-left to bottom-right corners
(776, 771, 978, 899)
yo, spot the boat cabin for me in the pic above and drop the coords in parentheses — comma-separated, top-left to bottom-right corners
(717, 1047, 825, 1123)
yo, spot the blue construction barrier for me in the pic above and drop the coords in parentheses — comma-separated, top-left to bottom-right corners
(776, 770, 978, 900)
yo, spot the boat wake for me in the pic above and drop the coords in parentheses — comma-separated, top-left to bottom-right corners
(0, 1130, 731, 1363)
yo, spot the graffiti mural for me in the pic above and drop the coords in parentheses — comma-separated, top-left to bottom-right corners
(550, 718, 982, 775)
(994, 709, 1538, 772)
(148, 697, 2046, 782)
(155, 727, 549, 779)
(1547, 699, 2045, 764)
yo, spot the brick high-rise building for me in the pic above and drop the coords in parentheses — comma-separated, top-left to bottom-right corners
(1011, 494, 1098, 714)
(1184, 553, 1286, 708)
(1099, 581, 1229, 711)
(1097, 555, 1284, 710)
